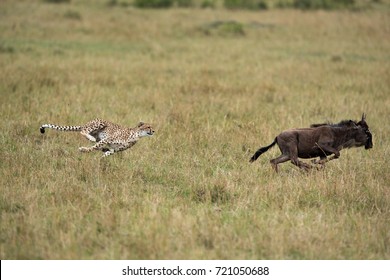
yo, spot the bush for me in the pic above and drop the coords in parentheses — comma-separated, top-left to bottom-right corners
(43, 0, 70, 3)
(201, 0, 216, 8)
(293, 0, 355, 10)
(275, 0, 294, 8)
(176, 0, 193, 7)
(224, 0, 268, 10)
(134, 0, 174, 8)
(106, 0, 118, 6)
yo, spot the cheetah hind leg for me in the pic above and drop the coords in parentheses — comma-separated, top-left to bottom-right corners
(79, 141, 106, 153)
(80, 131, 97, 142)
(79, 141, 115, 157)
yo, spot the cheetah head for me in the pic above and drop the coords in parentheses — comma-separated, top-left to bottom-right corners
(136, 122, 155, 137)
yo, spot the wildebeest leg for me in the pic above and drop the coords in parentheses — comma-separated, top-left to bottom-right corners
(286, 145, 312, 171)
(311, 156, 327, 164)
(310, 156, 327, 170)
(314, 144, 340, 165)
(316, 155, 338, 165)
(291, 157, 312, 171)
(270, 155, 290, 172)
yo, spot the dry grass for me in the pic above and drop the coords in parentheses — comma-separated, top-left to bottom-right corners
(0, 0, 389, 259)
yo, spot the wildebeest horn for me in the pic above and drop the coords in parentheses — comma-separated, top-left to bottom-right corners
(362, 113, 366, 121)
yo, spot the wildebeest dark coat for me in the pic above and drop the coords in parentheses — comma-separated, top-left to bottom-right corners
(250, 114, 373, 172)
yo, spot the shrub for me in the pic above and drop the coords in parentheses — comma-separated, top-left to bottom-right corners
(275, 0, 294, 8)
(293, 0, 355, 10)
(134, 0, 174, 8)
(201, 0, 216, 8)
(106, 0, 118, 6)
(43, 0, 71, 3)
(106, 0, 133, 7)
(176, 0, 193, 7)
(224, 0, 268, 10)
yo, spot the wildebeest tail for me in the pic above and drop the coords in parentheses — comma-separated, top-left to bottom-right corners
(249, 138, 277, 162)
(40, 123, 82, 134)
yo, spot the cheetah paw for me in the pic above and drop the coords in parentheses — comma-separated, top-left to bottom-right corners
(79, 147, 89, 152)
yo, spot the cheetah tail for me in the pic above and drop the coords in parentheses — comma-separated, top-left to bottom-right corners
(40, 124, 82, 134)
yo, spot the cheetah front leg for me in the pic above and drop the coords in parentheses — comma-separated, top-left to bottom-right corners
(102, 149, 115, 157)
(101, 142, 135, 157)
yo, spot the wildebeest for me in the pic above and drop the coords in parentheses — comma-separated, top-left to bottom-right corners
(249, 114, 373, 172)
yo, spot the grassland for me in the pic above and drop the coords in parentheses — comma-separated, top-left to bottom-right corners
(0, 0, 389, 259)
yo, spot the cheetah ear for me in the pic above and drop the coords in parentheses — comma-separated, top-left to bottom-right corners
(137, 121, 145, 127)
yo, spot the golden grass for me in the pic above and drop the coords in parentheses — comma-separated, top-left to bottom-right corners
(0, 0, 389, 259)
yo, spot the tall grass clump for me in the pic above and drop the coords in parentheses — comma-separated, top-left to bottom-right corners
(63, 10, 82, 20)
(198, 20, 245, 36)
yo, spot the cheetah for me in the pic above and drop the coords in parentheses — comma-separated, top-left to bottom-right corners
(40, 118, 154, 157)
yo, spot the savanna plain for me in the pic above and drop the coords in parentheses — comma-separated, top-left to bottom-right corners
(1, 0, 389, 259)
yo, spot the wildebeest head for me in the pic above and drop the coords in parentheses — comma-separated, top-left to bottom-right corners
(356, 113, 373, 149)
(311, 114, 373, 150)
